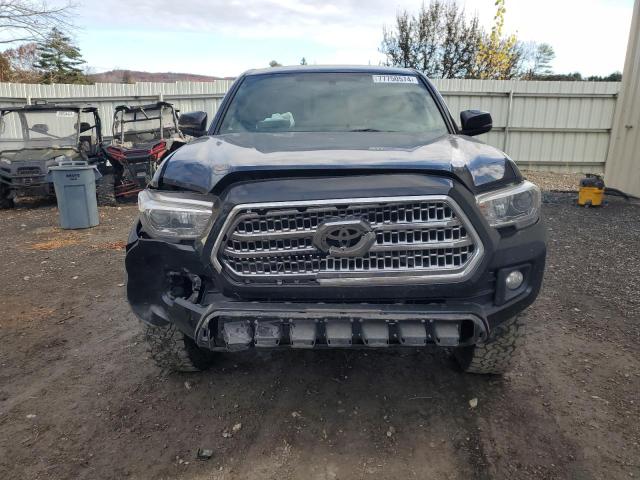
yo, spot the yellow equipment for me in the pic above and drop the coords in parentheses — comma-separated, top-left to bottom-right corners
(578, 174, 605, 207)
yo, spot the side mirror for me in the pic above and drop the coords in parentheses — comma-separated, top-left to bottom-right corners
(179, 111, 208, 137)
(460, 110, 492, 136)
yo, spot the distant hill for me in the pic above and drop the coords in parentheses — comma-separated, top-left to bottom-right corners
(88, 70, 234, 83)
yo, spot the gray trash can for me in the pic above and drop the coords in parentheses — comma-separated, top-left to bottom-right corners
(48, 161, 101, 229)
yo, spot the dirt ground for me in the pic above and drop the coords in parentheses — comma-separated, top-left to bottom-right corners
(1, 191, 639, 480)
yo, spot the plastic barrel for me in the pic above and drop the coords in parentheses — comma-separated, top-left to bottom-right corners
(48, 161, 101, 229)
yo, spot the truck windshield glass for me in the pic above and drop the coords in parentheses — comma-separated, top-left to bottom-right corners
(219, 73, 448, 136)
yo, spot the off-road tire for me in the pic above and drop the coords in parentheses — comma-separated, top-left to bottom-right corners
(454, 315, 526, 375)
(0, 196, 14, 209)
(144, 323, 215, 372)
(96, 173, 117, 206)
(0, 184, 14, 209)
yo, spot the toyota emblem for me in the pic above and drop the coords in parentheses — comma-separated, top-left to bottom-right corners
(313, 219, 376, 257)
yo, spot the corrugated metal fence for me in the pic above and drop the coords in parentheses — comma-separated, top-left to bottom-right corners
(0, 81, 233, 140)
(0, 79, 621, 173)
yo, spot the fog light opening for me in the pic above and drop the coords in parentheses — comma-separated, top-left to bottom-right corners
(505, 270, 524, 290)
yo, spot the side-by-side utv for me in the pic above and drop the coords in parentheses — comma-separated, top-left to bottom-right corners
(0, 104, 103, 208)
(98, 102, 206, 205)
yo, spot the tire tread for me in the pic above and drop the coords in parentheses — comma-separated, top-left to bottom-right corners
(144, 323, 214, 372)
(455, 315, 526, 375)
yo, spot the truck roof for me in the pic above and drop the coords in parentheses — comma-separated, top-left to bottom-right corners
(244, 65, 418, 77)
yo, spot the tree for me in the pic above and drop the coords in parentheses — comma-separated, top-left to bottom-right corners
(0, 53, 11, 81)
(269, 60, 282, 67)
(532, 43, 554, 76)
(381, 9, 415, 68)
(2, 42, 39, 82)
(475, 0, 521, 79)
(0, 0, 75, 45)
(380, 1, 482, 78)
(300, 57, 307, 65)
(121, 69, 133, 84)
(586, 72, 622, 82)
(537, 72, 582, 81)
(439, 3, 482, 78)
(522, 42, 555, 79)
(34, 27, 86, 84)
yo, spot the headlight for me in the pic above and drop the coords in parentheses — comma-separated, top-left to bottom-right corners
(0, 158, 11, 165)
(138, 189, 217, 239)
(476, 181, 541, 229)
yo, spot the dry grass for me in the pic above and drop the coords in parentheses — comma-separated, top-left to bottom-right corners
(29, 238, 81, 251)
(91, 240, 127, 251)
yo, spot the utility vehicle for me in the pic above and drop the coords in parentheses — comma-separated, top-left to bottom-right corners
(99, 101, 204, 205)
(0, 104, 102, 208)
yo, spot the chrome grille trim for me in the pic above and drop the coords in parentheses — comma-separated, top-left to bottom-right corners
(211, 196, 484, 285)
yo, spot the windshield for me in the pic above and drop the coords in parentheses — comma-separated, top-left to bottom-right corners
(0, 110, 80, 150)
(114, 106, 177, 142)
(219, 72, 449, 136)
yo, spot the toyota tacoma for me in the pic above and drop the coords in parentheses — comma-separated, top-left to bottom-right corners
(125, 66, 546, 374)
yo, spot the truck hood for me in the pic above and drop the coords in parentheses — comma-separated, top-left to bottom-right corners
(158, 132, 519, 194)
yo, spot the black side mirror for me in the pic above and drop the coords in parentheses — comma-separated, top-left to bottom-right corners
(460, 110, 492, 136)
(178, 111, 208, 137)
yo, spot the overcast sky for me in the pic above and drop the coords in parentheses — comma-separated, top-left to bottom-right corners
(76, 0, 634, 77)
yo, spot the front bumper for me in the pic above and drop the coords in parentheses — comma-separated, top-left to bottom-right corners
(126, 175, 546, 350)
(0, 170, 52, 196)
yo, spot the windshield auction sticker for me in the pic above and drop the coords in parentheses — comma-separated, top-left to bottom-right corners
(372, 75, 418, 84)
(56, 111, 76, 117)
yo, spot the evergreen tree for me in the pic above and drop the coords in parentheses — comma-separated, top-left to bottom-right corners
(522, 42, 555, 79)
(35, 28, 86, 84)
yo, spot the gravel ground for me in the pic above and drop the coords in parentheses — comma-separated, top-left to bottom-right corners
(0, 187, 639, 480)
(521, 170, 584, 192)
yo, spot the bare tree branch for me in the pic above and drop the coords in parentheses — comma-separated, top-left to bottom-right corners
(0, 0, 76, 44)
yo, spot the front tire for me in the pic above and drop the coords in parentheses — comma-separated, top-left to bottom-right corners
(0, 184, 14, 209)
(144, 323, 215, 372)
(454, 315, 526, 375)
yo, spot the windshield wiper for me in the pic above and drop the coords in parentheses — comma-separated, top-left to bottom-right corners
(349, 128, 382, 132)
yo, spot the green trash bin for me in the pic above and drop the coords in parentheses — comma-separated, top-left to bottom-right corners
(48, 160, 101, 229)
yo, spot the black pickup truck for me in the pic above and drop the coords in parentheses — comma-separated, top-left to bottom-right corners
(125, 66, 546, 375)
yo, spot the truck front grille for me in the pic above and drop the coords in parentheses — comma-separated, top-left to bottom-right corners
(212, 196, 483, 285)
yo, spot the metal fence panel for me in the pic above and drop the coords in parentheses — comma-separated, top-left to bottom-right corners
(432, 79, 619, 172)
(0, 78, 620, 173)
